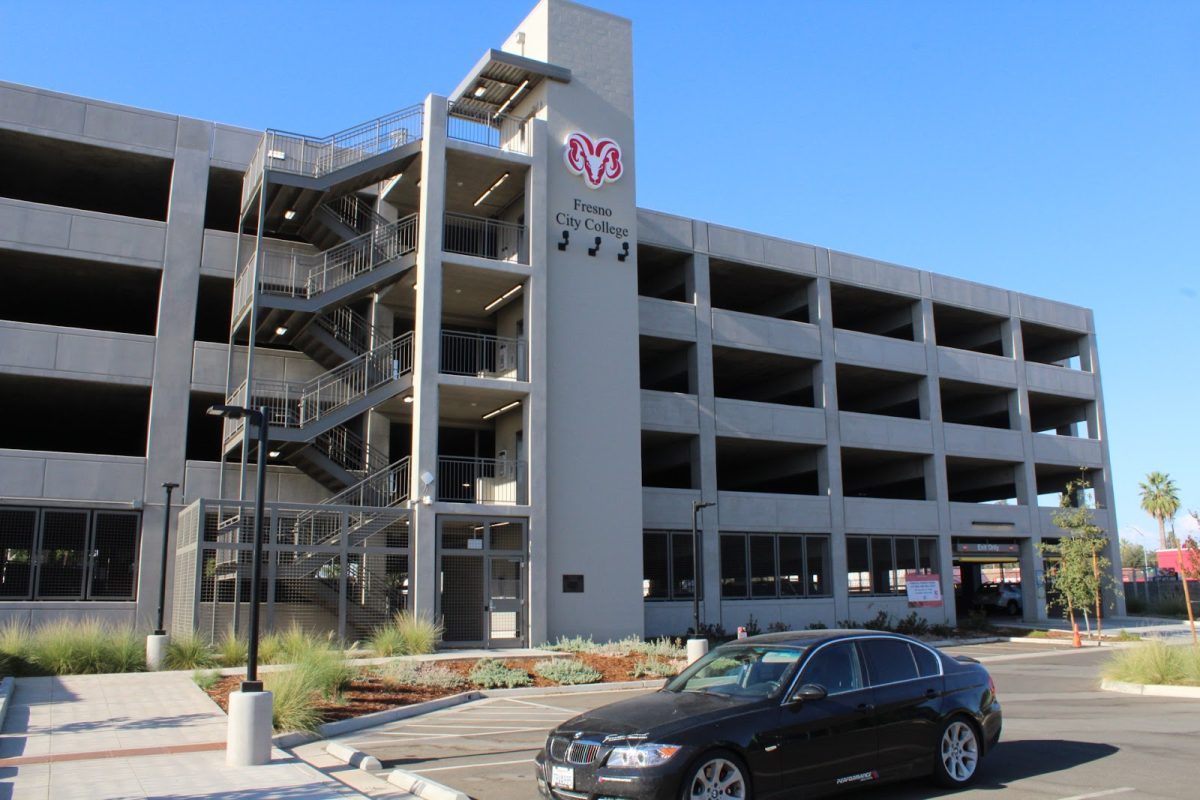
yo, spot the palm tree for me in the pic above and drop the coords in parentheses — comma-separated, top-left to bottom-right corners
(1139, 471, 1181, 551)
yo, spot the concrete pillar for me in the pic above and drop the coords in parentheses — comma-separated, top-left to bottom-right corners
(410, 95, 448, 619)
(814, 257, 850, 624)
(1010, 315, 1048, 621)
(1083, 325, 1125, 616)
(226, 690, 273, 766)
(690, 226, 721, 628)
(526, 118, 550, 646)
(137, 118, 211, 630)
(918, 292, 955, 626)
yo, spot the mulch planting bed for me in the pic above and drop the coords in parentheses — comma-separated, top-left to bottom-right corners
(201, 653, 675, 727)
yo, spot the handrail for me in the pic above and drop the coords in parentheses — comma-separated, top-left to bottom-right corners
(224, 332, 414, 439)
(241, 105, 424, 208)
(440, 330, 527, 380)
(447, 101, 530, 155)
(443, 211, 527, 264)
(325, 194, 390, 235)
(289, 457, 411, 548)
(314, 306, 379, 356)
(232, 213, 419, 318)
(311, 425, 391, 476)
(437, 456, 527, 505)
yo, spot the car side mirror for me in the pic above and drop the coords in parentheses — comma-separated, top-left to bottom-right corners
(788, 683, 827, 705)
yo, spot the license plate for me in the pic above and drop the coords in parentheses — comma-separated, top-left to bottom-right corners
(551, 765, 574, 790)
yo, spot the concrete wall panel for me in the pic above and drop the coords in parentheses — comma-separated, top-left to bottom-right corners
(829, 252, 922, 296)
(711, 310, 821, 358)
(834, 330, 927, 373)
(210, 125, 260, 169)
(936, 347, 1018, 387)
(1032, 433, 1104, 467)
(929, 274, 1010, 316)
(0, 451, 148, 501)
(0, 84, 87, 135)
(0, 199, 166, 267)
(1014, 294, 1091, 332)
(948, 502, 1033, 534)
(636, 209, 692, 251)
(717, 492, 832, 531)
(642, 488, 700, 528)
(715, 399, 825, 442)
(82, 104, 177, 152)
(707, 225, 766, 265)
(838, 413, 933, 453)
(639, 297, 697, 341)
(843, 498, 939, 532)
(942, 424, 1025, 461)
(1025, 363, 1095, 398)
(0, 322, 155, 384)
(191, 343, 324, 392)
(641, 390, 700, 433)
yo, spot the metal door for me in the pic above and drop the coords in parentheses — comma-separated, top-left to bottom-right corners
(487, 556, 525, 647)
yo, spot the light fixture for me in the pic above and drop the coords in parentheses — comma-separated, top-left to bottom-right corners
(588, 236, 601, 257)
(274, 326, 288, 336)
(617, 242, 630, 262)
(482, 400, 521, 420)
(268, 450, 281, 459)
(494, 79, 529, 118)
(484, 284, 523, 312)
(558, 230, 569, 251)
(283, 209, 296, 220)
(473, 172, 510, 207)
(403, 396, 414, 404)
(473, 83, 488, 98)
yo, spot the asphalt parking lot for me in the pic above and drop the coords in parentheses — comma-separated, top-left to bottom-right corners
(336, 640, 1200, 800)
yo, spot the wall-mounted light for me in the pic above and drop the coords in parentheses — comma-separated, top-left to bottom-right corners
(617, 242, 630, 262)
(482, 400, 521, 420)
(402, 395, 414, 404)
(557, 230, 570, 251)
(473, 83, 488, 98)
(283, 210, 296, 220)
(484, 284, 524, 312)
(473, 172, 510, 207)
(274, 326, 288, 337)
(268, 450, 281, 459)
(588, 236, 601, 257)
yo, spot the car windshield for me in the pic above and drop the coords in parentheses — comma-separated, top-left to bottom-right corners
(665, 645, 807, 700)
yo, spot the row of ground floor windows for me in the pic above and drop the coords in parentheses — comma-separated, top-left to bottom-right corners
(643, 532, 938, 601)
(0, 507, 140, 601)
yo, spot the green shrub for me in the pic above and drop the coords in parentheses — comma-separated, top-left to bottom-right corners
(265, 668, 325, 733)
(894, 612, 930, 637)
(192, 669, 220, 691)
(23, 619, 143, 675)
(1114, 629, 1141, 642)
(766, 621, 790, 634)
(380, 660, 466, 690)
(259, 623, 336, 665)
(1103, 640, 1199, 686)
(534, 659, 602, 685)
(297, 648, 356, 700)
(468, 658, 532, 688)
(1025, 629, 1050, 638)
(543, 635, 599, 653)
(631, 637, 685, 660)
(0, 620, 37, 676)
(164, 631, 217, 670)
(370, 612, 442, 657)
(594, 636, 644, 656)
(631, 659, 677, 678)
(929, 624, 955, 639)
(863, 611, 893, 631)
(217, 632, 248, 667)
(962, 609, 991, 632)
(806, 622, 829, 630)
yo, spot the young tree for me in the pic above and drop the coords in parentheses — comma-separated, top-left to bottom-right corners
(1180, 513, 1200, 645)
(1139, 472, 1181, 551)
(1119, 540, 1155, 570)
(1040, 478, 1119, 643)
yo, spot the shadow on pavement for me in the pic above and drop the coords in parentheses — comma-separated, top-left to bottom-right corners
(857, 739, 1120, 797)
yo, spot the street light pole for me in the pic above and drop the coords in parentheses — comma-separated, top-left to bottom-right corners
(154, 481, 179, 635)
(691, 501, 715, 637)
(207, 403, 272, 766)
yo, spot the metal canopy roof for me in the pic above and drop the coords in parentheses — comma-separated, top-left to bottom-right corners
(450, 49, 571, 117)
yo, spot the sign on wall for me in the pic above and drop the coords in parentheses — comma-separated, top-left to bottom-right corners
(905, 573, 944, 607)
(563, 131, 622, 189)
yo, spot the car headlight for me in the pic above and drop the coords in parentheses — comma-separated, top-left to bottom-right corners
(606, 743, 681, 768)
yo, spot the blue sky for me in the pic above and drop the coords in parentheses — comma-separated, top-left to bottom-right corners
(3, 1, 1197, 549)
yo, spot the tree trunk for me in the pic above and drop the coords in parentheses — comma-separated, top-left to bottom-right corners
(1093, 548, 1103, 645)
(1157, 514, 1168, 551)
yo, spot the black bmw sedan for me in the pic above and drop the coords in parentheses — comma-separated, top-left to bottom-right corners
(535, 630, 1001, 800)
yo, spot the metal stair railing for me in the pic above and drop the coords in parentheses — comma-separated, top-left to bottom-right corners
(242, 105, 424, 208)
(443, 212, 527, 264)
(311, 424, 392, 478)
(447, 101, 530, 155)
(313, 306, 379, 357)
(325, 194, 391, 235)
(223, 332, 414, 441)
(440, 330, 527, 380)
(232, 213, 419, 317)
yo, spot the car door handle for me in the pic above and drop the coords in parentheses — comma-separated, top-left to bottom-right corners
(856, 703, 874, 713)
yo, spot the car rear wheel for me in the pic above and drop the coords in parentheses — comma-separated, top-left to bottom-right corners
(933, 717, 981, 788)
(682, 750, 750, 800)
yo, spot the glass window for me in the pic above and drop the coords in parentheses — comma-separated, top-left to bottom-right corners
(862, 637, 919, 685)
(642, 532, 668, 599)
(910, 643, 941, 677)
(721, 535, 747, 598)
(807, 536, 830, 596)
(671, 532, 696, 599)
(799, 641, 865, 695)
(778, 536, 804, 597)
(894, 537, 917, 593)
(847, 536, 871, 594)
(749, 535, 777, 597)
(918, 538, 938, 573)
(667, 645, 806, 700)
(871, 537, 895, 595)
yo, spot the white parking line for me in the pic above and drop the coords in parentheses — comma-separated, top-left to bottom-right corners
(416, 757, 536, 773)
(394, 722, 544, 730)
(1056, 789, 1136, 800)
(357, 725, 550, 740)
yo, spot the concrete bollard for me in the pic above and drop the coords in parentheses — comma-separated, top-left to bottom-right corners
(145, 633, 169, 671)
(686, 638, 709, 665)
(226, 689, 274, 766)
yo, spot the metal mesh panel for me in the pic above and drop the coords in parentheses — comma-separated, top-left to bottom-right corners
(35, 510, 88, 599)
(441, 521, 484, 550)
(0, 507, 36, 599)
(441, 555, 484, 643)
(272, 550, 341, 641)
(355, 516, 410, 550)
(489, 521, 522, 551)
(171, 546, 196, 637)
(89, 512, 139, 599)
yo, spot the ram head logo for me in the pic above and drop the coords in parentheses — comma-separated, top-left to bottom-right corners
(564, 132, 622, 189)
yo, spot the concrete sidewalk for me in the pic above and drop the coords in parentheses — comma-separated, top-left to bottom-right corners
(0, 671, 391, 799)
(1004, 615, 1194, 638)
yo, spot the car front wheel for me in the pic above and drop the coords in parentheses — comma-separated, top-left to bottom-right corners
(933, 717, 981, 788)
(681, 750, 750, 800)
